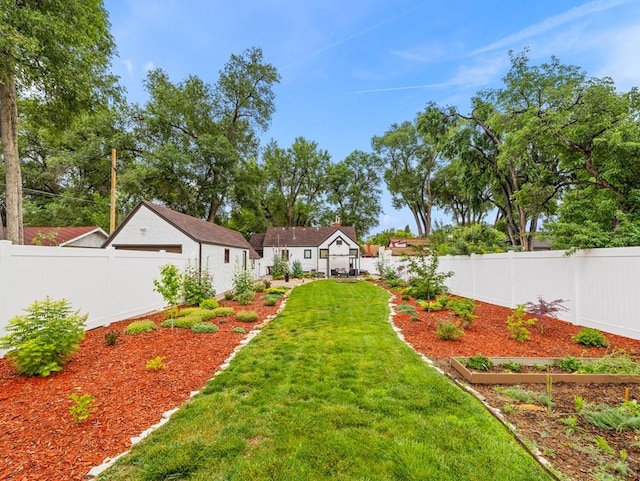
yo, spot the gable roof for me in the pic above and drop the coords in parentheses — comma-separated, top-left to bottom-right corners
(107, 201, 256, 254)
(260, 226, 358, 248)
(12, 226, 108, 246)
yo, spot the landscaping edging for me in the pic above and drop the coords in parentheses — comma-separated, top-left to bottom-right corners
(451, 357, 640, 384)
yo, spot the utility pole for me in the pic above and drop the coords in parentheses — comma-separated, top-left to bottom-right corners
(110, 148, 117, 233)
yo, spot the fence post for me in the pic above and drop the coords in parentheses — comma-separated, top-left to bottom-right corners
(571, 251, 581, 325)
(508, 250, 516, 308)
(0, 241, 12, 330)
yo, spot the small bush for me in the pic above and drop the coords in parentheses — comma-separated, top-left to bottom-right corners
(199, 298, 219, 310)
(231, 326, 246, 334)
(501, 361, 522, 373)
(212, 307, 235, 317)
(420, 300, 443, 312)
(465, 354, 493, 371)
(252, 281, 266, 293)
(573, 327, 609, 347)
(104, 330, 120, 346)
(0, 297, 87, 377)
(235, 290, 256, 306)
(266, 287, 288, 295)
(182, 262, 215, 306)
(224, 291, 234, 300)
(236, 310, 258, 322)
(124, 320, 156, 335)
(448, 298, 475, 316)
(435, 294, 450, 308)
(191, 322, 219, 334)
(396, 304, 417, 315)
(69, 393, 95, 423)
(437, 320, 464, 340)
(160, 314, 201, 328)
(506, 305, 536, 342)
(146, 356, 167, 371)
(263, 297, 277, 306)
(559, 356, 583, 373)
(175, 307, 200, 318)
(291, 260, 304, 278)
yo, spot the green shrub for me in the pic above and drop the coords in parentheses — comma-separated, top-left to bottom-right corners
(224, 291, 234, 300)
(573, 327, 610, 347)
(235, 290, 256, 305)
(182, 261, 215, 306)
(291, 260, 304, 278)
(191, 322, 219, 334)
(199, 298, 219, 310)
(401, 294, 411, 301)
(506, 304, 537, 342)
(403, 249, 453, 300)
(236, 310, 258, 322)
(436, 320, 464, 340)
(160, 314, 201, 328)
(104, 330, 120, 346)
(464, 354, 493, 371)
(175, 307, 200, 317)
(213, 307, 235, 317)
(501, 361, 522, 373)
(252, 282, 266, 293)
(396, 304, 417, 315)
(124, 320, 156, 335)
(559, 356, 583, 373)
(0, 297, 87, 377)
(435, 294, 450, 308)
(448, 298, 475, 315)
(263, 297, 277, 306)
(69, 393, 95, 423)
(231, 326, 246, 334)
(419, 300, 443, 312)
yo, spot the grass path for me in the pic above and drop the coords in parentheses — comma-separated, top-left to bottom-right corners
(98, 280, 554, 481)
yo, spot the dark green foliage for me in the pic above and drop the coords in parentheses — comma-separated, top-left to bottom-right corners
(0, 298, 87, 377)
(559, 356, 583, 373)
(396, 304, 417, 315)
(263, 297, 277, 306)
(573, 327, 609, 347)
(464, 355, 494, 371)
(235, 290, 256, 306)
(104, 330, 120, 346)
(291, 260, 304, 278)
(183, 263, 215, 306)
(501, 361, 522, 373)
(191, 323, 219, 334)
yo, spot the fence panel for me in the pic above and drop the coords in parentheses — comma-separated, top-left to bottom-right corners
(0, 241, 188, 350)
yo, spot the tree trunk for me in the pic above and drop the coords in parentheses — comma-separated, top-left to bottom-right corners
(0, 74, 23, 244)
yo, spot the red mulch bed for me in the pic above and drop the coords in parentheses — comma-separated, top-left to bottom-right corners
(3, 283, 640, 481)
(0, 298, 281, 481)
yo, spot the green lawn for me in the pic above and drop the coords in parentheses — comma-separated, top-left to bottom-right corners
(98, 280, 554, 481)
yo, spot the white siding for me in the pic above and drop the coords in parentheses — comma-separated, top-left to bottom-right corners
(201, 244, 250, 295)
(105, 205, 199, 257)
(65, 231, 108, 248)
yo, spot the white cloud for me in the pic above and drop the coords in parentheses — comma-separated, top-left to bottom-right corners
(391, 43, 445, 63)
(472, 0, 633, 56)
(122, 59, 133, 75)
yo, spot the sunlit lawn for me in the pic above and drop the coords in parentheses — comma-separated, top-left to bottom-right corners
(98, 280, 554, 481)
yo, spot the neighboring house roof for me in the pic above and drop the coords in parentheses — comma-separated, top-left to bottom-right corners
(361, 243, 382, 257)
(249, 233, 265, 253)
(106, 201, 258, 256)
(11, 226, 108, 247)
(386, 237, 430, 256)
(259, 226, 358, 248)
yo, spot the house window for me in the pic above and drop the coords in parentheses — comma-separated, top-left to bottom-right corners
(281, 249, 289, 260)
(304, 249, 312, 259)
(336, 240, 343, 246)
(224, 249, 230, 263)
(350, 248, 359, 257)
(319, 249, 328, 259)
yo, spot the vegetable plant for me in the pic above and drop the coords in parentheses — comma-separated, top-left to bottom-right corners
(0, 297, 87, 376)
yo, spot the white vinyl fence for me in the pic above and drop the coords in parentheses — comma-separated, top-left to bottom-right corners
(376, 247, 640, 340)
(0, 241, 189, 352)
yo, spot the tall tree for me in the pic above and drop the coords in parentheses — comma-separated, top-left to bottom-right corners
(0, 0, 116, 243)
(132, 48, 279, 222)
(372, 104, 448, 237)
(323, 150, 383, 238)
(262, 137, 330, 227)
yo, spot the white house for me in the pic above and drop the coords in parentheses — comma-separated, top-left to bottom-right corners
(251, 225, 360, 277)
(103, 201, 260, 294)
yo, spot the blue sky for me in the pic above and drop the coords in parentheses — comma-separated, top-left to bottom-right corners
(104, 0, 640, 236)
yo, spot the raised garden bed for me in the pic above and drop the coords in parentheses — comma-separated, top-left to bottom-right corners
(451, 357, 640, 384)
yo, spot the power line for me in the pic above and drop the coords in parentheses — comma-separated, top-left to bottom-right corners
(0, 184, 111, 206)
